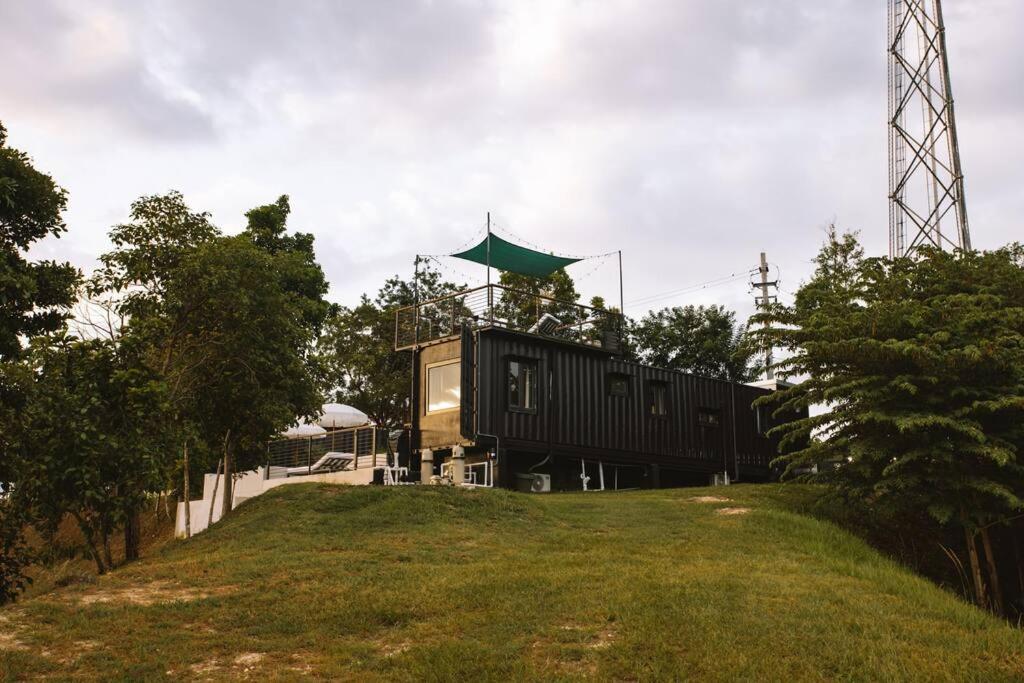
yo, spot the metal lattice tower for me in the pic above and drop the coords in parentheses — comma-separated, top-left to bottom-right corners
(887, 0, 971, 257)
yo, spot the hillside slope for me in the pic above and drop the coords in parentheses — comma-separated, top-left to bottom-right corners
(1, 484, 1021, 681)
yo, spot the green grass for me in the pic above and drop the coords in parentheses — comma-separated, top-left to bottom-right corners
(2, 484, 1021, 681)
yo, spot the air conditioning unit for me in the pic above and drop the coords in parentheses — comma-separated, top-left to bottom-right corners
(515, 472, 551, 493)
(530, 473, 551, 492)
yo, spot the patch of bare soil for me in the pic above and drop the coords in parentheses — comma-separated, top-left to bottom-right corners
(716, 507, 751, 516)
(0, 612, 28, 651)
(689, 496, 732, 503)
(76, 580, 232, 606)
(537, 621, 619, 675)
(180, 652, 264, 679)
(380, 641, 412, 658)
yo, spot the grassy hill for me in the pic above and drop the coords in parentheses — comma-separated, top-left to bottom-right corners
(1, 484, 1022, 681)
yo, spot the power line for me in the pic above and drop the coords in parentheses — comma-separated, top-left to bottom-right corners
(626, 268, 758, 308)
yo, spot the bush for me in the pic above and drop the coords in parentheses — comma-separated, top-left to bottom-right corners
(0, 500, 33, 605)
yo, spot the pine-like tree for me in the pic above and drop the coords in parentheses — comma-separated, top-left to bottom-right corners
(756, 229, 1024, 614)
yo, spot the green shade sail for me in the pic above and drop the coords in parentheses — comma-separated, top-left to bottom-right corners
(451, 233, 581, 278)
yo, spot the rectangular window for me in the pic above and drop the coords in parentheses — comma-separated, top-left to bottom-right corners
(649, 381, 669, 417)
(608, 373, 630, 397)
(508, 358, 538, 412)
(698, 409, 721, 427)
(426, 360, 460, 414)
(698, 408, 722, 460)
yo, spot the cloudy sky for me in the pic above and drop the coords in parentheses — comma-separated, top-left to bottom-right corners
(4, 0, 1022, 320)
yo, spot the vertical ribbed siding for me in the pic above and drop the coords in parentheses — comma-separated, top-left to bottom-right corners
(473, 328, 796, 471)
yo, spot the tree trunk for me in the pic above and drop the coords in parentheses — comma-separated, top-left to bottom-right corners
(183, 439, 191, 538)
(208, 457, 223, 528)
(72, 512, 108, 575)
(1013, 522, 1024, 596)
(124, 509, 141, 562)
(980, 526, 1004, 617)
(101, 529, 114, 571)
(221, 437, 234, 518)
(965, 527, 988, 610)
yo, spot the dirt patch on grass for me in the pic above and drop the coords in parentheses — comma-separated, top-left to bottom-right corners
(380, 641, 412, 658)
(717, 507, 751, 516)
(0, 612, 28, 651)
(0, 632, 27, 651)
(182, 652, 264, 679)
(77, 580, 231, 606)
(690, 496, 732, 503)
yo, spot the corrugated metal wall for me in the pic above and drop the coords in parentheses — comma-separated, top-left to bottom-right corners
(474, 329, 787, 474)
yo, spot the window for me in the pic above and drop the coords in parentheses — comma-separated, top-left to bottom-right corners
(698, 408, 722, 461)
(698, 409, 721, 427)
(508, 358, 538, 412)
(426, 360, 460, 413)
(649, 381, 669, 417)
(608, 373, 630, 397)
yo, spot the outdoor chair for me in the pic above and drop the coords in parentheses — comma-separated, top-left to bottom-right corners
(285, 451, 354, 477)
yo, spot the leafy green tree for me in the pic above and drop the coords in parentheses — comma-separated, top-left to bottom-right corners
(493, 269, 583, 330)
(0, 497, 33, 605)
(320, 262, 461, 427)
(242, 195, 333, 334)
(0, 121, 79, 595)
(161, 235, 323, 514)
(11, 335, 169, 574)
(756, 229, 1024, 615)
(0, 122, 80, 361)
(631, 304, 759, 381)
(89, 191, 221, 545)
(91, 191, 218, 320)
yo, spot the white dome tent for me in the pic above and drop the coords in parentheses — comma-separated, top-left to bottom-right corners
(316, 403, 370, 429)
(280, 421, 327, 438)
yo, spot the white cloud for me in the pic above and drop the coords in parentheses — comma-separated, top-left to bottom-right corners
(3, 0, 1020, 322)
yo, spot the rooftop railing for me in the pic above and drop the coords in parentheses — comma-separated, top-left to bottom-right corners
(394, 283, 623, 351)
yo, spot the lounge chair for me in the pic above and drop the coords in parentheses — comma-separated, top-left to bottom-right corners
(285, 451, 354, 477)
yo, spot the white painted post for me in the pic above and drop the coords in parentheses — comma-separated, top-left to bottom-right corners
(452, 446, 466, 485)
(421, 449, 434, 484)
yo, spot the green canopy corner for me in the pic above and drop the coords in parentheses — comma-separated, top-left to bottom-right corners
(451, 233, 581, 278)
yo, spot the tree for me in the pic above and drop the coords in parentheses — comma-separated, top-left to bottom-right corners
(320, 262, 461, 428)
(631, 304, 759, 381)
(91, 191, 218, 321)
(0, 121, 79, 596)
(0, 121, 80, 361)
(161, 235, 323, 515)
(90, 191, 220, 549)
(0, 497, 32, 605)
(756, 229, 1024, 615)
(241, 195, 333, 334)
(11, 335, 169, 574)
(493, 269, 583, 330)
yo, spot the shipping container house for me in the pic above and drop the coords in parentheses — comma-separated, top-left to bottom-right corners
(396, 284, 800, 492)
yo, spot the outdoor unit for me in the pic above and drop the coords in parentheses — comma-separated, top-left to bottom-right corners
(516, 472, 551, 493)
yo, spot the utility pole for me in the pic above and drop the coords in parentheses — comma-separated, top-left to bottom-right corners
(888, 0, 971, 257)
(752, 252, 778, 380)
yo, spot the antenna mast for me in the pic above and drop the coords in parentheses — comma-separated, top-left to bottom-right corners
(752, 252, 778, 380)
(888, 0, 971, 257)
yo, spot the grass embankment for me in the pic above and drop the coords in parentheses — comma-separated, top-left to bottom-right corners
(1, 484, 1021, 681)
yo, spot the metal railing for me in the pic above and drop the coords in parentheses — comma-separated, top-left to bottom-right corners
(265, 426, 384, 479)
(394, 283, 623, 350)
